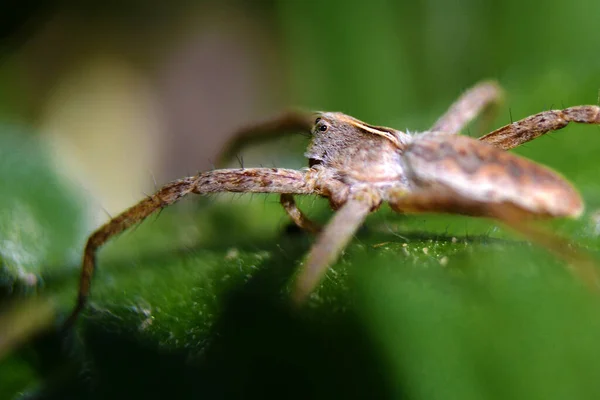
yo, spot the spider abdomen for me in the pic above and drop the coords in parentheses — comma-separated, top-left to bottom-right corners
(404, 133, 583, 218)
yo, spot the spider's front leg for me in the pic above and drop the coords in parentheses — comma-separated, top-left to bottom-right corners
(280, 194, 322, 234)
(65, 168, 316, 327)
(216, 110, 314, 166)
(291, 189, 380, 304)
(479, 105, 600, 150)
(214, 110, 323, 234)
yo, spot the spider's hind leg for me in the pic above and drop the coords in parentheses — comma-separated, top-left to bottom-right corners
(478, 105, 600, 150)
(388, 188, 600, 291)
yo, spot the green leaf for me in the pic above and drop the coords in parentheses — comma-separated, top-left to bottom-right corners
(0, 124, 87, 291)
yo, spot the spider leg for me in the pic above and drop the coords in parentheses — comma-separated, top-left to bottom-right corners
(65, 168, 315, 327)
(214, 110, 318, 233)
(280, 194, 322, 234)
(478, 106, 600, 150)
(388, 188, 600, 290)
(431, 80, 504, 134)
(292, 192, 378, 304)
(215, 109, 314, 166)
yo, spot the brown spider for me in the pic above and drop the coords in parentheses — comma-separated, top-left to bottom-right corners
(66, 80, 600, 325)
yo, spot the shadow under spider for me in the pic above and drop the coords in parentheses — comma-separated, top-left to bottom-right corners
(17, 236, 397, 400)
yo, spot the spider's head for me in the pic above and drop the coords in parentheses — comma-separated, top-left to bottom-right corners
(310, 112, 409, 145)
(305, 112, 410, 177)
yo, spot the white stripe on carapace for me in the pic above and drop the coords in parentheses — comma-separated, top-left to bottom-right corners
(334, 113, 402, 148)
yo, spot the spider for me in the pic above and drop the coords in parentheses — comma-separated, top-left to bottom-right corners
(66, 80, 600, 326)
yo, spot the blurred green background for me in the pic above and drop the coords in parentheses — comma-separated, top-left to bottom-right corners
(1, 0, 600, 399)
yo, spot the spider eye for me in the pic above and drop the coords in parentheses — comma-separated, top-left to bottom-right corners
(313, 117, 329, 133)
